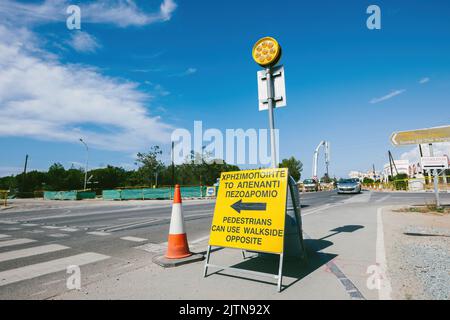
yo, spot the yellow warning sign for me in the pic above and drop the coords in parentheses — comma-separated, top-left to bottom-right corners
(209, 168, 289, 254)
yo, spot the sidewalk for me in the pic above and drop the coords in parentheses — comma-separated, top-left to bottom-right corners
(53, 200, 382, 300)
(53, 238, 347, 300)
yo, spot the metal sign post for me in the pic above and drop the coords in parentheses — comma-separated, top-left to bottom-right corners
(265, 67, 277, 169)
(427, 144, 441, 208)
(252, 37, 285, 169)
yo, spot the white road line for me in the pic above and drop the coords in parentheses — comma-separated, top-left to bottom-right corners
(120, 236, 147, 242)
(101, 219, 157, 232)
(0, 238, 36, 248)
(26, 230, 45, 234)
(3, 227, 22, 231)
(21, 224, 38, 227)
(104, 211, 213, 233)
(0, 252, 110, 287)
(43, 278, 65, 286)
(0, 244, 69, 263)
(190, 235, 210, 244)
(41, 226, 61, 230)
(21, 205, 172, 222)
(30, 289, 48, 297)
(87, 231, 111, 236)
(302, 203, 344, 217)
(60, 228, 79, 232)
(48, 233, 69, 238)
(0, 234, 12, 239)
(0, 220, 18, 225)
(375, 207, 392, 300)
(375, 195, 391, 203)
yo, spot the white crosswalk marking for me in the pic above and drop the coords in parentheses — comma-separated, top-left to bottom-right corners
(0, 252, 110, 287)
(87, 231, 111, 236)
(0, 238, 36, 248)
(0, 221, 17, 225)
(0, 244, 69, 263)
(120, 236, 147, 243)
(60, 228, 79, 232)
(0, 234, 11, 239)
(48, 234, 69, 238)
(26, 230, 44, 234)
(41, 226, 61, 230)
(22, 224, 38, 227)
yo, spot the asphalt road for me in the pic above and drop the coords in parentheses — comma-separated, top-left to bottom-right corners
(0, 191, 448, 299)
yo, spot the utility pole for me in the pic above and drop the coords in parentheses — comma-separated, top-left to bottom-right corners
(373, 164, 376, 180)
(388, 151, 398, 177)
(388, 152, 394, 179)
(79, 138, 89, 191)
(21, 154, 29, 194)
(171, 141, 175, 187)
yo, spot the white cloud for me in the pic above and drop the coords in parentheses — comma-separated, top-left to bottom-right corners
(0, 167, 25, 177)
(419, 77, 430, 84)
(153, 84, 170, 97)
(370, 89, 406, 104)
(0, 24, 172, 152)
(68, 31, 100, 53)
(0, 0, 177, 28)
(169, 67, 197, 77)
(400, 143, 450, 164)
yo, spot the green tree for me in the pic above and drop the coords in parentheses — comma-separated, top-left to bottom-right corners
(279, 157, 303, 181)
(135, 146, 164, 186)
(46, 163, 66, 190)
(89, 166, 128, 190)
(363, 177, 375, 184)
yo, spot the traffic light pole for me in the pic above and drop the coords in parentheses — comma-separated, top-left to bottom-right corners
(265, 67, 277, 169)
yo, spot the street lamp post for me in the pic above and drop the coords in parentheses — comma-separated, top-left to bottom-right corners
(79, 138, 89, 191)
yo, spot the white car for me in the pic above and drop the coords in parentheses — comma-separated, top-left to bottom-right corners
(337, 178, 361, 194)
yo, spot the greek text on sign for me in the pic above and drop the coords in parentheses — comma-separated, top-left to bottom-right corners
(421, 156, 449, 170)
(209, 168, 288, 254)
(390, 125, 450, 146)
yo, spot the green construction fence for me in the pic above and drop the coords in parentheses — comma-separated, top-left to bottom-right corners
(102, 186, 217, 201)
(44, 191, 96, 200)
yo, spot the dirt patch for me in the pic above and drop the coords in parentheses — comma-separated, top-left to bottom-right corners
(383, 206, 450, 300)
(393, 204, 450, 215)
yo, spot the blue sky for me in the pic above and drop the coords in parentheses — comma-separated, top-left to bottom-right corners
(0, 0, 449, 179)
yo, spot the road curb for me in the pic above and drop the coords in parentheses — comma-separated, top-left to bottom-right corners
(0, 206, 15, 211)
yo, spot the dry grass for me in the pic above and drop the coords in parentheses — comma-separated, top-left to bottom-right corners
(394, 203, 450, 215)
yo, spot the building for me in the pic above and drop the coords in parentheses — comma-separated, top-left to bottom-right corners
(382, 159, 410, 181)
(349, 170, 381, 181)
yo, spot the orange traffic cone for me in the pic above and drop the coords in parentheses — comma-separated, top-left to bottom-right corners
(165, 185, 192, 259)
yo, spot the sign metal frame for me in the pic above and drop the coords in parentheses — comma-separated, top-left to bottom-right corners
(203, 177, 305, 293)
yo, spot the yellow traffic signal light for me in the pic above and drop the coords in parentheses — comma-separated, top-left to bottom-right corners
(252, 37, 282, 67)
